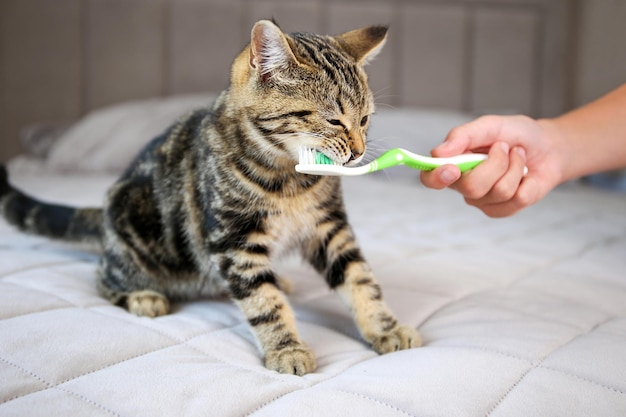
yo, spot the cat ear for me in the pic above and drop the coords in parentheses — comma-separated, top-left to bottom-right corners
(249, 20, 298, 80)
(335, 25, 388, 66)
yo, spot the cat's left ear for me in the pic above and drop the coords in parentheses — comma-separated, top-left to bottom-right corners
(249, 20, 298, 81)
(335, 25, 388, 66)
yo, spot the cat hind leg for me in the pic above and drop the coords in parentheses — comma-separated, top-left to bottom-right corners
(98, 277, 171, 318)
(97, 256, 171, 318)
(126, 290, 170, 317)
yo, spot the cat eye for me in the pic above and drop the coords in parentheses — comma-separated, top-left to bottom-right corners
(360, 115, 369, 126)
(328, 119, 343, 126)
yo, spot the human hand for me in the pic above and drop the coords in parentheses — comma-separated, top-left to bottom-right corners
(420, 115, 563, 217)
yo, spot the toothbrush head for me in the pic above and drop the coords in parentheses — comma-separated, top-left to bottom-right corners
(296, 146, 371, 176)
(315, 152, 335, 165)
(297, 147, 339, 166)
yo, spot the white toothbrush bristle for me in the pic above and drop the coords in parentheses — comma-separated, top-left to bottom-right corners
(297, 146, 339, 165)
(298, 146, 315, 165)
(296, 146, 364, 176)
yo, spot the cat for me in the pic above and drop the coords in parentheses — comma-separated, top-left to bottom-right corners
(0, 20, 421, 375)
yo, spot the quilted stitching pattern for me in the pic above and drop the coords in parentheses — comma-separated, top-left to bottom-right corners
(1, 174, 625, 417)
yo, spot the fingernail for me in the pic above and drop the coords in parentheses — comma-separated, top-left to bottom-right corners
(440, 167, 457, 184)
(515, 146, 526, 159)
(500, 142, 510, 153)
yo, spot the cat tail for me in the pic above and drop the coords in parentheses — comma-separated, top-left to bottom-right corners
(0, 165, 102, 245)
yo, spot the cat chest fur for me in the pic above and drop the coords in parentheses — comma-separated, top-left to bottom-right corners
(259, 189, 329, 258)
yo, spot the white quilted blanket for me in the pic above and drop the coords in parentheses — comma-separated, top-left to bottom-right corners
(1, 172, 625, 417)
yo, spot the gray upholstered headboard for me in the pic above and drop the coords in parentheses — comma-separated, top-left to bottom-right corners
(0, 0, 575, 162)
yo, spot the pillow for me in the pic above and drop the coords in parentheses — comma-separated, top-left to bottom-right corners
(19, 121, 72, 158)
(45, 93, 217, 174)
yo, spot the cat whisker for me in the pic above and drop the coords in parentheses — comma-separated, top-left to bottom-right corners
(299, 132, 326, 139)
(372, 87, 397, 104)
(373, 102, 398, 110)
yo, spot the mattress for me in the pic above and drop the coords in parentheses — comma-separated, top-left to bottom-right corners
(1, 97, 625, 416)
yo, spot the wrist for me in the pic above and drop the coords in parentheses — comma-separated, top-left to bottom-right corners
(536, 117, 570, 185)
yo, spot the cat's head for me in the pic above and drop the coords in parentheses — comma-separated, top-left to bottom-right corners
(231, 20, 387, 167)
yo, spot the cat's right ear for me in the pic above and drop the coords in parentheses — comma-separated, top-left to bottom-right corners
(249, 20, 298, 82)
(335, 25, 388, 66)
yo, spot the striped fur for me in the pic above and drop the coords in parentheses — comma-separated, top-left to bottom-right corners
(0, 21, 420, 375)
(0, 166, 101, 245)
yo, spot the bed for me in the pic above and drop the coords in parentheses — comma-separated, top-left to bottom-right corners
(1, 94, 626, 416)
(3, 0, 626, 415)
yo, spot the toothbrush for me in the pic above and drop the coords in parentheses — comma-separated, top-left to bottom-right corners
(296, 147, 488, 176)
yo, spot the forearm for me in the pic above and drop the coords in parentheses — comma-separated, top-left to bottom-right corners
(545, 83, 626, 183)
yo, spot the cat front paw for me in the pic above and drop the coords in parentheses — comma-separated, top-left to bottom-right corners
(265, 344, 317, 376)
(371, 325, 422, 354)
(126, 290, 170, 317)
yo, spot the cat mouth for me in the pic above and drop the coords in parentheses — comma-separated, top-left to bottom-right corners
(306, 148, 344, 166)
(346, 154, 365, 166)
(304, 146, 363, 167)
(319, 150, 364, 167)
(322, 150, 353, 167)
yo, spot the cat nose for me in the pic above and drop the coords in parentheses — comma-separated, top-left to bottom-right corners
(348, 135, 365, 161)
(349, 150, 363, 161)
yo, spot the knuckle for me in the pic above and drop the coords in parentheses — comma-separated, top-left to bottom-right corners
(474, 114, 497, 125)
(513, 187, 534, 208)
(484, 208, 503, 218)
(491, 181, 516, 202)
(461, 182, 487, 200)
(463, 196, 481, 209)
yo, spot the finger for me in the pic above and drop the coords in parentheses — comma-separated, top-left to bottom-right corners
(420, 165, 461, 189)
(470, 167, 542, 218)
(450, 142, 511, 200)
(432, 115, 509, 157)
(472, 183, 534, 218)
(467, 146, 527, 206)
(466, 197, 523, 218)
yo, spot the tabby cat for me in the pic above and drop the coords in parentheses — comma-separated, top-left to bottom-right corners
(0, 20, 421, 375)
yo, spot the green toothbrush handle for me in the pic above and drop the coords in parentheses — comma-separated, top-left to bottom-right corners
(370, 148, 487, 173)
